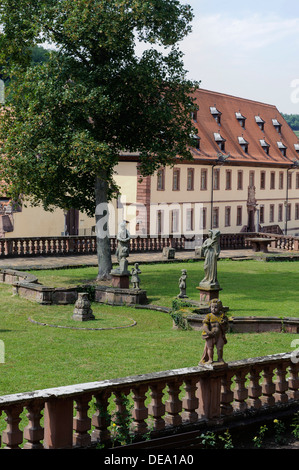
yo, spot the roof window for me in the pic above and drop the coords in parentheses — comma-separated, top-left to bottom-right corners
(272, 118, 282, 133)
(294, 143, 299, 154)
(277, 141, 287, 156)
(191, 134, 200, 150)
(255, 115, 265, 131)
(214, 132, 226, 151)
(238, 136, 249, 153)
(260, 139, 270, 155)
(210, 106, 222, 124)
(236, 112, 246, 128)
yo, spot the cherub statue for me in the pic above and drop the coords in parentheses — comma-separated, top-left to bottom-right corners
(178, 269, 188, 298)
(200, 299, 228, 364)
(131, 262, 141, 289)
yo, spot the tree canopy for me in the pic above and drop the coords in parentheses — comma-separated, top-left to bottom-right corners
(0, 0, 199, 278)
(282, 113, 299, 131)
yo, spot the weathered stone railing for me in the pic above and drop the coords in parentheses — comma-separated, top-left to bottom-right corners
(0, 353, 298, 449)
(0, 232, 298, 259)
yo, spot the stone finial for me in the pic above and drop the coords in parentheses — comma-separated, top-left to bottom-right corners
(72, 292, 95, 322)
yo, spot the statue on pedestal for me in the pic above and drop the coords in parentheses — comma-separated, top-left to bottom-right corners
(111, 220, 131, 276)
(200, 299, 228, 364)
(131, 262, 141, 289)
(199, 229, 221, 289)
(178, 269, 188, 298)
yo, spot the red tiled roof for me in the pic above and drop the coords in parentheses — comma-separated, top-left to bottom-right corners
(191, 88, 299, 167)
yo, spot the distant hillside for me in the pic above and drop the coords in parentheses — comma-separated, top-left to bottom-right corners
(282, 113, 299, 131)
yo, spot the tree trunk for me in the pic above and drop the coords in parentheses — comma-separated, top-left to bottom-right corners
(95, 174, 112, 280)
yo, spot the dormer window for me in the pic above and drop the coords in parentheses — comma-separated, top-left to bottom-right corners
(238, 136, 249, 153)
(236, 112, 246, 128)
(210, 106, 222, 124)
(294, 143, 299, 155)
(255, 115, 265, 131)
(272, 118, 282, 133)
(260, 139, 270, 155)
(277, 141, 287, 157)
(214, 132, 226, 151)
(192, 134, 200, 150)
(191, 109, 198, 122)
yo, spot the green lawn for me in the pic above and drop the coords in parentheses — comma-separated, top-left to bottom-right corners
(0, 259, 298, 396)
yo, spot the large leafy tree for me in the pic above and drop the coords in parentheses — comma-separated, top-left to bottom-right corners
(0, 0, 198, 279)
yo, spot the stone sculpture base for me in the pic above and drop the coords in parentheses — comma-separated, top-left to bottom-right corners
(95, 285, 148, 306)
(72, 292, 95, 322)
(111, 274, 130, 289)
(196, 286, 222, 303)
(162, 247, 175, 259)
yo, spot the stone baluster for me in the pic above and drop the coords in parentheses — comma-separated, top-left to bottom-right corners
(182, 378, 199, 423)
(113, 389, 131, 442)
(43, 398, 74, 449)
(220, 371, 234, 416)
(233, 369, 248, 412)
(247, 367, 262, 409)
(288, 362, 299, 400)
(274, 362, 289, 404)
(91, 391, 111, 445)
(148, 383, 166, 432)
(73, 393, 92, 448)
(165, 380, 183, 427)
(261, 365, 276, 406)
(23, 401, 44, 449)
(131, 385, 148, 435)
(2, 405, 24, 449)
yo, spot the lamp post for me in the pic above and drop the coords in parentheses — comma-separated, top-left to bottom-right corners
(210, 153, 230, 229)
(285, 159, 299, 235)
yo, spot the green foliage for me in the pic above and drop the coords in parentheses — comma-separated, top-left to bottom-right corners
(281, 113, 299, 131)
(0, 0, 199, 217)
(291, 412, 299, 439)
(199, 431, 217, 448)
(218, 429, 234, 449)
(273, 419, 287, 445)
(170, 298, 193, 330)
(110, 394, 134, 446)
(253, 424, 268, 448)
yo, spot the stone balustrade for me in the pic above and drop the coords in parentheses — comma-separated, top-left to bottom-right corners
(0, 232, 298, 259)
(0, 352, 298, 449)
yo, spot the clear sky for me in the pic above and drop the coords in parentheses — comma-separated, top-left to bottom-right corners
(179, 0, 299, 113)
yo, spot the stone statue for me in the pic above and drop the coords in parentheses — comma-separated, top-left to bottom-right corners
(200, 299, 228, 364)
(131, 263, 141, 289)
(178, 269, 188, 298)
(112, 220, 131, 275)
(199, 229, 221, 289)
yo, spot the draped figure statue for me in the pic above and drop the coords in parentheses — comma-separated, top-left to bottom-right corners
(199, 229, 221, 289)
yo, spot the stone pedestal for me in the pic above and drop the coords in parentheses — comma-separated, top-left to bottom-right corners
(72, 292, 95, 322)
(111, 274, 130, 289)
(197, 362, 228, 423)
(95, 286, 148, 306)
(196, 286, 222, 303)
(162, 247, 175, 259)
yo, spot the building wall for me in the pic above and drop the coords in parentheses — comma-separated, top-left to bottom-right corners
(4, 160, 299, 238)
(10, 204, 66, 237)
(5, 161, 138, 238)
(150, 163, 299, 236)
